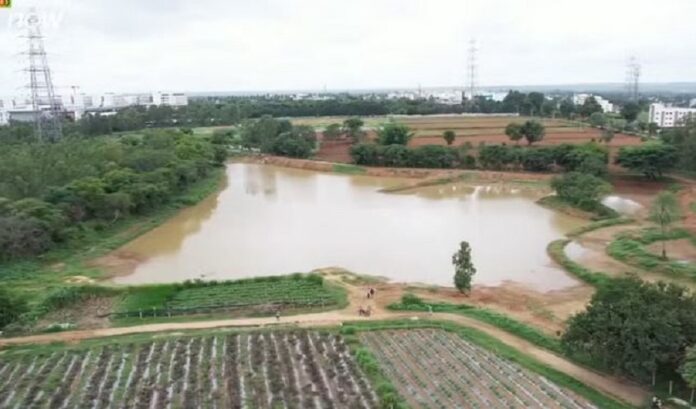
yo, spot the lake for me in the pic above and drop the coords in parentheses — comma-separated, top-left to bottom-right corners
(110, 163, 586, 291)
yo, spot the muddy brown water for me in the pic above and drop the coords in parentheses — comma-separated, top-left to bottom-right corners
(109, 163, 587, 291)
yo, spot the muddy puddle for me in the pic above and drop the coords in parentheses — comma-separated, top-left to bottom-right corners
(105, 163, 588, 291)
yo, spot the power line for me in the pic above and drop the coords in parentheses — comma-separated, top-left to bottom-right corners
(466, 38, 478, 101)
(24, 9, 63, 142)
(626, 55, 641, 102)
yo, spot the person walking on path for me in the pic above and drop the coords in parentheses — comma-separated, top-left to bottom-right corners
(275, 310, 280, 322)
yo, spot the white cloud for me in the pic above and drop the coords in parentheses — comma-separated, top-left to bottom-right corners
(1, 0, 695, 96)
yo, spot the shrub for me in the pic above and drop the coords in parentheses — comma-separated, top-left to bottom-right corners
(377, 122, 413, 145)
(551, 172, 612, 211)
(0, 287, 28, 329)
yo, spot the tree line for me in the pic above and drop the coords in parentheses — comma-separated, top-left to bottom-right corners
(0, 129, 228, 262)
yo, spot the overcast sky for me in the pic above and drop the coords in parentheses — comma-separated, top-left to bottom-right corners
(2, 0, 696, 96)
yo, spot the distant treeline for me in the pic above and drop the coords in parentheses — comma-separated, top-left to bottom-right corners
(1, 91, 589, 142)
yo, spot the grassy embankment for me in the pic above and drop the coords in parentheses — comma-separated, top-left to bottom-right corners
(537, 195, 619, 220)
(691, 202, 696, 214)
(341, 320, 635, 409)
(607, 228, 696, 282)
(331, 163, 367, 175)
(546, 217, 636, 288)
(388, 294, 562, 354)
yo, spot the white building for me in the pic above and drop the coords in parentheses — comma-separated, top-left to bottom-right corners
(573, 93, 616, 113)
(0, 110, 8, 125)
(649, 103, 696, 127)
(152, 92, 189, 107)
(690, 98, 696, 108)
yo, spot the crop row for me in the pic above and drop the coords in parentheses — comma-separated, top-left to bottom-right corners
(0, 331, 377, 409)
(360, 329, 598, 409)
(168, 280, 336, 309)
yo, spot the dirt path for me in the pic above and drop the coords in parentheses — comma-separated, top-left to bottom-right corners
(0, 271, 648, 407)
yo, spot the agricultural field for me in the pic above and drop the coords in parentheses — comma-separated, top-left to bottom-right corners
(0, 330, 377, 409)
(113, 274, 345, 320)
(310, 114, 641, 163)
(361, 329, 598, 409)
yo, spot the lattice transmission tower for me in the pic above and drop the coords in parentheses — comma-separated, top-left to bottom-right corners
(626, 55, 641, 102)
(466, 38, 478, 101)
(24, 9, 63, 142)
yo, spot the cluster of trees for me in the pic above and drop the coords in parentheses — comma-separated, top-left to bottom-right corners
(563, 276, 696, 387)
(350, 121, 475, 169)
(239, 116, 317, 158)
(351, 144, 474, 169)
(661, 118, 696, 174)
(616, 143, 678, 180)
(504, 120, 546, 145)
(479, 143, 609, 175)
(0, 129, 227, 261)
(323, 117, 367, 143)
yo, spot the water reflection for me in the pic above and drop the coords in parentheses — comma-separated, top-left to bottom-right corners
(112, 163, 586, 290)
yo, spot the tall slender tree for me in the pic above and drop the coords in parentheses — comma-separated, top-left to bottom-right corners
(650, 191, 682, 259)
(453, 241, 476, 294)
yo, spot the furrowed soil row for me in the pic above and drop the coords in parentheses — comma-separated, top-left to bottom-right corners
(0, 331, 380, 409)
(361, 329, 599, 409)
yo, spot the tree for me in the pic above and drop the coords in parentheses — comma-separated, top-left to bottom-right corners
(323, 123, 342, 140)
(601, 129, 615, 144)
(0, 287, 27, 329)
(559, 99, 576, 119)
(505, 123, 524, 144)
(377, 122, 413, 146)
(616, 143, 678, 180)
(521, 120, 545, 145)
(621, 102, 641, 122)
(681, 345, 696, 403)
(650, 192, 682, 259)
(0, 216, 53, 260)
(443, 130, 456, 146)
(342, 117, 365, 143)
(563, 277, 696, 384)
(551, 172, 612, 211)
(648, 122, 659, 136)
(580, 97, 603, 117)
(589, 112, 607, 128)
(452, 241, 476, 294)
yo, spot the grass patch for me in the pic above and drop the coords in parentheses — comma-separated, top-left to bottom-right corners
(548, 240, 612, 288)
(607, 228, 696, 281)
(111, 274, 347, 322)
(567, 217, 635, 237)
(538, 196, 619, 220)
(341, 320, 634, 409)
(388, 295, 563, 354)
(690, 202, 696, 214)
(332, 163, 367, 175)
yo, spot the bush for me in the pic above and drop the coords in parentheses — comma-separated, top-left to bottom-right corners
(377, 122, 413, 145)
(401, 293, 424, 305)
(519, 148, 555, 172)
(551, 172, 612, 212)
(0, 216, 53, 260)
(478, 145, 518, 170)
(0, 287, 28, 329)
